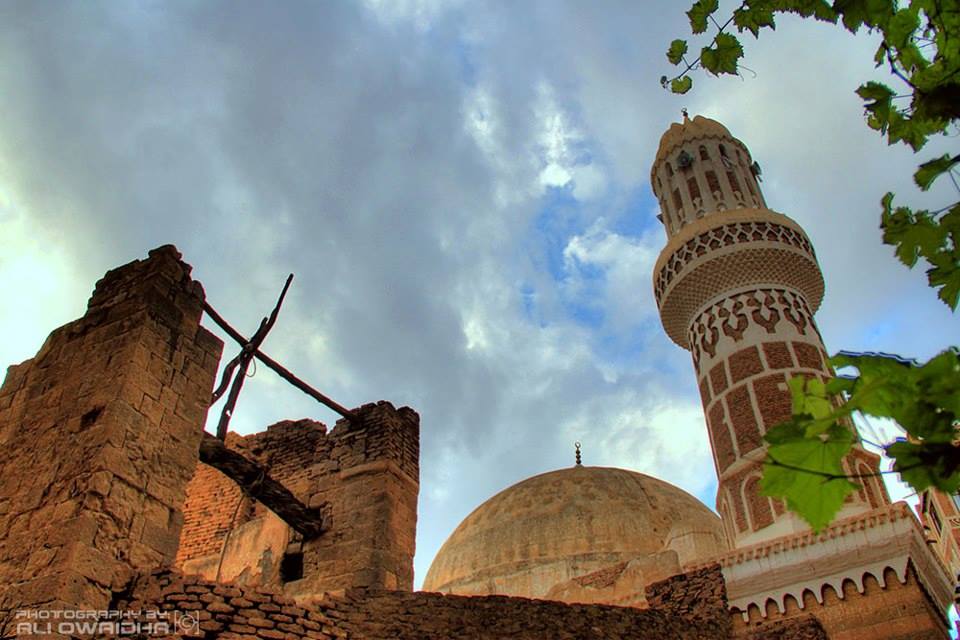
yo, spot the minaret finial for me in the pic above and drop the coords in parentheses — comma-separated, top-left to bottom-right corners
(574, 441, 582, 466)
(681, 107, 689, 122)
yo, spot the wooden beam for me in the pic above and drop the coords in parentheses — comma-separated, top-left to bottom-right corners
(202, 300, 356, 421)
(198, 433, 326, 539)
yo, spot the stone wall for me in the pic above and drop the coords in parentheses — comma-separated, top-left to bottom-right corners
(0, 246, 222, 634)
(177, 402, 419, 597)
(646, 563, 732, 635)
(738, 615, 829, 640)
(111, 564, 734, 640)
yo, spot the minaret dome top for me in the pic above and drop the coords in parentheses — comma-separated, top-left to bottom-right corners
(649, 114, 766, 238)
(653, 114, 733, 167)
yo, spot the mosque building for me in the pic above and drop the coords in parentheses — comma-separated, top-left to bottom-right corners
(0, 115, 955, 640)
(423, 115, 956, 638)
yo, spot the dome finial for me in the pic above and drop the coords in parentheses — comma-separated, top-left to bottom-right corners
(574, 441, 582, 466)
(681, 107, 689, 123)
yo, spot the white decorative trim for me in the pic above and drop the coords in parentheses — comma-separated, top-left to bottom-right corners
(687, 503, 954, 624)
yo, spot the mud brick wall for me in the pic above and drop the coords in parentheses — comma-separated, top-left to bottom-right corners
(177, 401, 419, 596)
(0, 246, 222, 633)
(175, 423, 328, 566)
(117, 564, 733, 640)
(737, 615, 828, 640)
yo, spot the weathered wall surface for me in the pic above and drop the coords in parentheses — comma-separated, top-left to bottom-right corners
(732, 564, 948, 640)
(177, 402, 419, 597)
(0, 246, 222, 633)
(114, 564, 735, 640)
(738, 615, 829, 640)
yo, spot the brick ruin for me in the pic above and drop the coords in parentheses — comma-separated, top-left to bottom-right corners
(0, 245, 834, 638)
(175, 405, 419, 597)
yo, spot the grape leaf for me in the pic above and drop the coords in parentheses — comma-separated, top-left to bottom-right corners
(886, 7, 920, 50)
(930, 256, 960, 310)
(687, 0, 719, 34)
(887, 439, 960, 494)
(667, 39, 688, 65)
(671, 76, 694, 94)
(761, 423, 857, 532)
(733, 4, 776, 37)
(700, 32, 743, 76)
(913, 153, 959, 190)
(778, 0, 836, 22)
(881, 192, 942, 268)
(833, 0, 893, 33)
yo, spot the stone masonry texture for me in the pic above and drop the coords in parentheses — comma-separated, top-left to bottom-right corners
(105, 563, 780, 640)
(0, 246, 222, 634)
(177, 401, 420, 597)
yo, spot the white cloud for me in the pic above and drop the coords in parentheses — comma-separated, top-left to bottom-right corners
(0, 205, 88, 369)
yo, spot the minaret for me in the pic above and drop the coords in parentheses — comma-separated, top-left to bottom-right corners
(651, 115, 888, 547)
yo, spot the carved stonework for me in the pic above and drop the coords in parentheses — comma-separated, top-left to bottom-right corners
(655, 219, 815, 301)
(687, 288, 818, 373)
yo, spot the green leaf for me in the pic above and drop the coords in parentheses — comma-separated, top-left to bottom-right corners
(887, 439, 960, 494)
(671, 76, 694, 94)
(881, 195, 960, 308)
(770, 349, 960, 530)
(930, 256, 960, 309)
(834, 0, 895, 33)
(700, 32, 744, 76)
(779, 0, 836, 21)
(880, 193, 944, 268)
(733, 4, 776, 37)
(857, 81, 895, 133)
(687, 0, 719, 34)
(856, 80, 896, 102)
(761, 429, 857, 532)
(787, 375, 808, 413)
(667, 39, 689, 65)
(830, 349, 960, 440)
(914, 154, 959, 191)
(886, 7, 920, 48)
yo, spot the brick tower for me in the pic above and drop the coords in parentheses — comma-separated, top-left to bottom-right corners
(652, 115, 955, 636)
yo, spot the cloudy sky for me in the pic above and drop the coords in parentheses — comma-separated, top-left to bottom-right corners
(1, 0, 958, 587)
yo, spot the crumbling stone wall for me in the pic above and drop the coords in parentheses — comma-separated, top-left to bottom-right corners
(738, 616, 829, 640)
(114, 564, 734, 639)
(0, 246, 222, 633)
(177, 402, 419, 597)
(646, 563, 732, 636)
(175, 421, 328, 571)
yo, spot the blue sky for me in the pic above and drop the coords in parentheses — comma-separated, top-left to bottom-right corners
(0, 0, 958, 592)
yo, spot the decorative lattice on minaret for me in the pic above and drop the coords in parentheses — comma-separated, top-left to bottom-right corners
(651, 115, 889, 547)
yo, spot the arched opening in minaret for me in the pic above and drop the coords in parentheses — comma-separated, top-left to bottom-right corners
(687, 176, 702, 217)
(705, 170, 722, 209)
(726, 169, 743, 207)
(699, 145, 709, 161)
(744, 173, 758, 204)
